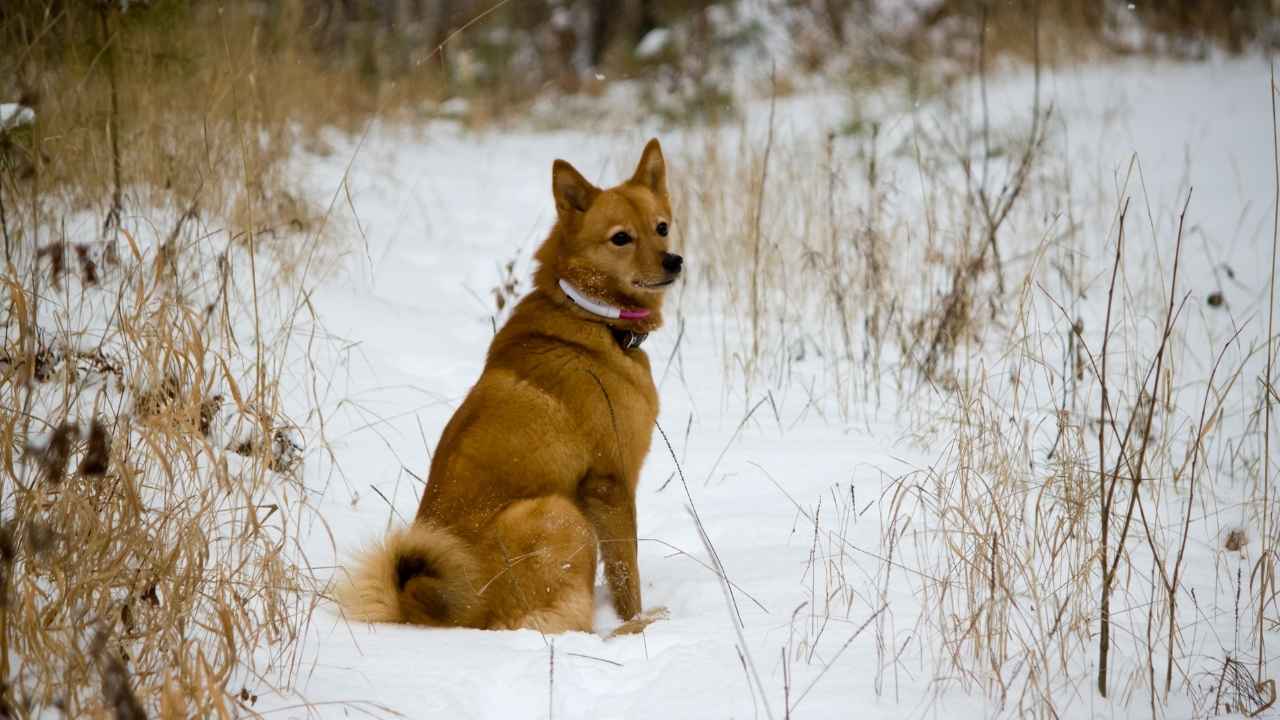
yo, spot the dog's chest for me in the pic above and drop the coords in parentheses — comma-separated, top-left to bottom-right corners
(584, 362, 658, 476)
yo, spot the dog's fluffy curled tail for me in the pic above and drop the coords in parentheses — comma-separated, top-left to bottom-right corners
(335, 524, 485, 627)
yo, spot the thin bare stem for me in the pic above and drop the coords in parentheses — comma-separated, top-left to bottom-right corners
(1097, 197, 1130, 697)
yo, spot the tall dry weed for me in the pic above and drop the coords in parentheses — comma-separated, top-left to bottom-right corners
(0, 176, 326, 716)
(668, 35, 1279, 717)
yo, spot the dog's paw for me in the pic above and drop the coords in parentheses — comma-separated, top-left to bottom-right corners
(607, 606, 669, 638)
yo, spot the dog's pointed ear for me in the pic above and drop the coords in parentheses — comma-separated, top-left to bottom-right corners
(630, 138, 667, 197)
(552, 159, 598, 215)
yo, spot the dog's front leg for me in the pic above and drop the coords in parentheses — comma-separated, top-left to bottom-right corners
(577, 474, 641, 620)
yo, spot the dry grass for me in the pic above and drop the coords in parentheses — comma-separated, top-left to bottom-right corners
(0, 4, 415, 711)
(666, 36, 1280, 717)
(0, 5, 350, 700)
(0, 0, 507, 268)
(0, 6, 426, 713)
(0, 195, 328, 714)
(1, 1, 1275, 715)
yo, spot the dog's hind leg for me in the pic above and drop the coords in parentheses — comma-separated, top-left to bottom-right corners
(481, 495, 598, 633)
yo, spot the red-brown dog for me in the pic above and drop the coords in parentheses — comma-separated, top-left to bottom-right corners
(338, 139, 680, 633)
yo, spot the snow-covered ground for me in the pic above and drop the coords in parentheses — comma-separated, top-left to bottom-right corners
(255, 55, 1279, 718)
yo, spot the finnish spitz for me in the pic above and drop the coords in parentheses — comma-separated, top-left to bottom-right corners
(338, 139, 680, 633)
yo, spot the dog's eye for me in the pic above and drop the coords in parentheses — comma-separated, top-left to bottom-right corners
(610, 231, 633, 247)
(656, 222, 668, 237)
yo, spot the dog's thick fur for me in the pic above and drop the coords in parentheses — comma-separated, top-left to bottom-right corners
(337, 139, 679, 633)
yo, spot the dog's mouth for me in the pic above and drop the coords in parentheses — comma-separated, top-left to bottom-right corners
(633, 277, 677, 291)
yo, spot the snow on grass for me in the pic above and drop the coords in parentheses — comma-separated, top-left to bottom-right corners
(0, 102, 34, 131)
(253, 55, 1277, 717)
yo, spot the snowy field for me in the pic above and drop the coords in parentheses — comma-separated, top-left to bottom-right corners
(219, 53, 1280, 719)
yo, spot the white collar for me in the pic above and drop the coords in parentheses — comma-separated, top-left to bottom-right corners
(558, 279, 650, 320)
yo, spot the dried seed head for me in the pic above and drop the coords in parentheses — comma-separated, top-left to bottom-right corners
(270, 428, 303, 474)
(32, 346, 59, 383)
(0, 525, 14, 565)
(37, 242, 68, 289)
(31, 422, 76, 484)
(199, 395, 223, 437)
(79, 419, 111, 476)
(135, 375, 182, 418)
(1224, 528, 1247, 552)
(121, 602, 135, 634)
(74, 244, 99, 286)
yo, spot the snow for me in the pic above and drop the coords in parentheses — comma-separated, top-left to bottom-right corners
(250, 55, 1277, 717)
(635, 29, 672, 60)
(437, 97, 472, 118)
(0, 102, 34, 131)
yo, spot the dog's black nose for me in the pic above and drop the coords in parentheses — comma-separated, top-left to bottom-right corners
(662, 252, 683, 274)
